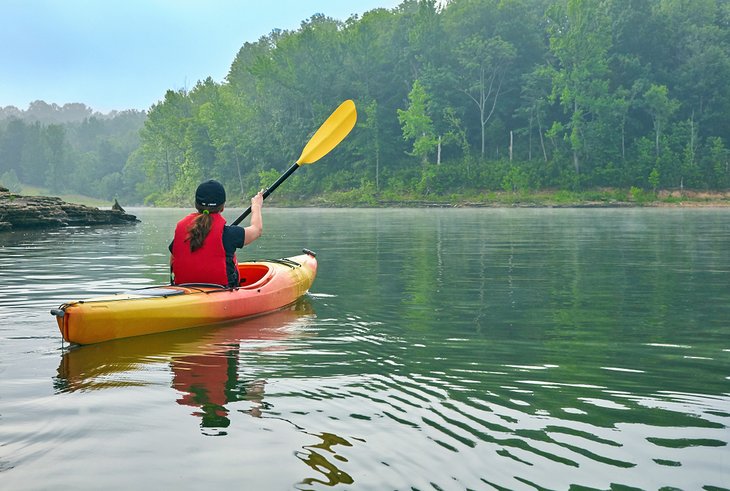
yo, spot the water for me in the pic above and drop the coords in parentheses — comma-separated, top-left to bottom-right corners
(1, 207, 728, 490)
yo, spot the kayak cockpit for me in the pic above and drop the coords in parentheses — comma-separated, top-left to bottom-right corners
(238, 263, 272, 288)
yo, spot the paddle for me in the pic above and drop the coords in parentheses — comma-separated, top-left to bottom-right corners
(231, 99, 357, 226)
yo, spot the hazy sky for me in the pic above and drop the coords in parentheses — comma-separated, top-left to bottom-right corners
(0, 0, 402, 112)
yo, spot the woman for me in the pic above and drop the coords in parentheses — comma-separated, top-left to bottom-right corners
(170, 179, 263, 287)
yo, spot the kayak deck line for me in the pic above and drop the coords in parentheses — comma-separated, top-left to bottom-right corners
(50, 249, 318, 345)
(256, 258, 301, 268)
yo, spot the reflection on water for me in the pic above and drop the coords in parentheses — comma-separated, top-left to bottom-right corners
(296, 431, 355, 487)
(52, 297, 357, 486)
(1, 208, 729, 489)
(56, 300, 313, 429)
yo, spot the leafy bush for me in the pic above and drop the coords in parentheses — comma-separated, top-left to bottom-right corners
(552, 190, 577, 203)
(502, 166, 530, 194)
(629, 186, 653, 204)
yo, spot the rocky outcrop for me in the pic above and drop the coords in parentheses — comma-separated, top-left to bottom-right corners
(0, 187, 138, 230)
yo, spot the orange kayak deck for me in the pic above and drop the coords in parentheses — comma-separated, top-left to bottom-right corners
(51, 251, 317, 345)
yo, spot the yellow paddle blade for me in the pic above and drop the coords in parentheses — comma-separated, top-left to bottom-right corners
(296, 100, 357, 165)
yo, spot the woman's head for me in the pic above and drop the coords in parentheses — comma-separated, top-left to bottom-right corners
(195, 179, 226, 211)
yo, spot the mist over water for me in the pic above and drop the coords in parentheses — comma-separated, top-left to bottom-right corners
(1, 208, 728, 489)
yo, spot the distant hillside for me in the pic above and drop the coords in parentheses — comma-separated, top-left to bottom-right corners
(0, 100, 135, 124)
(0, 102, 147, 202)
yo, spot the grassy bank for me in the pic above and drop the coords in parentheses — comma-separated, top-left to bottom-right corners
(19, 185, 113, 208)
(14, 185, 730, 209)
(285, 188, 730, 209)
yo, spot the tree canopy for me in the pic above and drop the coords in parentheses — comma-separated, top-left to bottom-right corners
(2, 0, 730, 203)
(0, 103, 145, 198)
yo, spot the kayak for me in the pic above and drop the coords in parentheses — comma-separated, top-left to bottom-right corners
(56, 298, 314, 392)
(51, 250, 317, 345)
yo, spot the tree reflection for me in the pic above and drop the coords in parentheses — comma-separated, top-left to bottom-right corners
(55, 298, 358, 485)
(296, 432, 355, 487)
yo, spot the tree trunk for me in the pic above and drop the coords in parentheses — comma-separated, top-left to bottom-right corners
(537, 113, 548, 162)
(528, 116, 533, 161)
(509, 130, 513, 162)
(480, 105, 486, 157)
(572, 100, 580, 174)
(235, 152, 244, 195)
(375, 140, 380, 191)
(165, 148, 171, 192)
(689, 112, 695, 166)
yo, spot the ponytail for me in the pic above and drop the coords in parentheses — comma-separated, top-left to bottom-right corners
(187, 204, 223, 252)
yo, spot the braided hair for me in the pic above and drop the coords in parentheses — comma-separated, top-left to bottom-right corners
(187, 204, 224, 252)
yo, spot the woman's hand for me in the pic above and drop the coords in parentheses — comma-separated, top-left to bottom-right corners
(251, 190, 264, 209)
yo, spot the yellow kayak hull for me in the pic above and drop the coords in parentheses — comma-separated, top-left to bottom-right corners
(52, 252, 317, 345)
(56, 298, 315, 392)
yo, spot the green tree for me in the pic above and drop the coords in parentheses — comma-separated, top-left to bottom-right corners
(20, 122, 46, 186)
(643, 84, 680, 159)
(454, 35, 516, 157)
(519, 67, 553, 163)
(648, 166, 660, 193)
(705, 136, 729, 189)
(139, 89, 191, 197)
(546, 0, 612, 178)
(197, 85, 258, 197)
(360, 99, 382, 190)
(43, 124, 67, 192)
(398, 79, 437, 164)
(0, 119, 25, 175)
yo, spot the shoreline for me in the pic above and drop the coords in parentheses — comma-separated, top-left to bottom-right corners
(7, 186, 730, 213)
(261, 189, 730, 209)
(0, 186, 139, 231)
(132, 199, 730, 210)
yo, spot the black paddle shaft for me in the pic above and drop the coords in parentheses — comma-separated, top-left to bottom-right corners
(231, 163, 300, 226)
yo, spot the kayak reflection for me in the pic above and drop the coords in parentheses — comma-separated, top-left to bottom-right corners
(55, 298, 315, 434)
(171, 344, 271, 433)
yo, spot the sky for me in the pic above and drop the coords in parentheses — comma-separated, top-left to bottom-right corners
(0, 0, 402, 113)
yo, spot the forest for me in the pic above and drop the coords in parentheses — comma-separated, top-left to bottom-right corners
(1, 0, 730, 205)
(0, 102, 145, 199)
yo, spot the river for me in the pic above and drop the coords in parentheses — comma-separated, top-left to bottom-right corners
(1, 207, 728, 490)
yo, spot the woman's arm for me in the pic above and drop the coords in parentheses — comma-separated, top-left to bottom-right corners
(243, 191, 264, 245)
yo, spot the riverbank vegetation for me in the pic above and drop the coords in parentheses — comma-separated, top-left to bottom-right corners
(2, 0, 730, 207)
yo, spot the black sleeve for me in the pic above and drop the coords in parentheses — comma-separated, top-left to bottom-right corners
(222, 225, 245, 253)
(168, 239, 174, 253)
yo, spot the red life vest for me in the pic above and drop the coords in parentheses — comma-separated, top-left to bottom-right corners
(171, 212, 232, 286)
